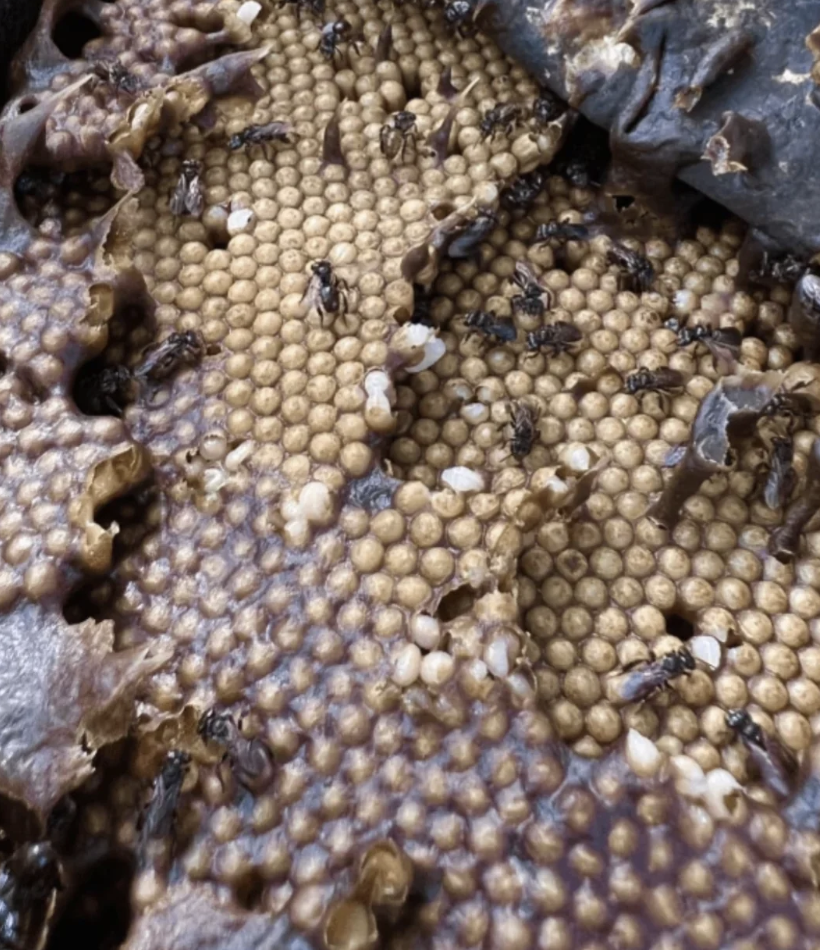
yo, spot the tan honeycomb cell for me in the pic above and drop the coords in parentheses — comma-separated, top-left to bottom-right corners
(4, 0, 820, 947)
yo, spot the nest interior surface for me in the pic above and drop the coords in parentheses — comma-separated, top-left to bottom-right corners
(2, 1, 820, 949)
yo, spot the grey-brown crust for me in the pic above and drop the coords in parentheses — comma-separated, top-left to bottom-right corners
(485, 0, 820, 255)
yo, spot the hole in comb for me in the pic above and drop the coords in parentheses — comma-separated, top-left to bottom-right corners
(234, 868, 267, 910)
(665, 611, 695, 642)
(436, 584, 477, 622)
(53, 11, 103, 59)
(47, 851, 135, 950)
(63, 481, 160, 648)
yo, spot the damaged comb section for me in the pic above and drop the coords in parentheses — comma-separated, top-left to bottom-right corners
(649, 372, 781, 529)
(6, 0, 261, 181)
(0, 604, 170, 825)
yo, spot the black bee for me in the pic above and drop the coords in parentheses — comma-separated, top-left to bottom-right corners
(508, 401, 539, 460)
(531, 90, 565, 125)
(500, 169, 545, 213)
(750, 251, 808, 287)
(302, 260, 350, 323)
(140, 751, 190, 843)
(320, 19, 361, 60)
(74, 364, 133, 416)
(463, 309, 516, 345)
(198, 709, 275, 793)
(726, 709, 798, 800)
(607, 242, 655, 292)
(525, 322, 582, 355)
(534, 219, 593, 245)
(0, 843, 62, 950)
(510, 261, 552, 318)
(760, 381, 820, 433)
(610, 648, 695, 704)
(675, 322, 742, 374)
(624, 366, 684, 395)
(379, 111, 417, 162)
(446, 210, 498, 264)
(443, 0, 476, 36)
(623, 366, 685, 402)
(134, 330, 205, 383)
(760, 437, 797, 509)
(279, 0, 325, 19)
(410, 283, 435, 327)
(91, 59, 143, 97)
(480, 103, 527, 139)
(228, 121, 291, 154)
(169, 159, 204, 217)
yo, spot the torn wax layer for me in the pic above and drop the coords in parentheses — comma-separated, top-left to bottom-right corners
(484, 0, 820, 256)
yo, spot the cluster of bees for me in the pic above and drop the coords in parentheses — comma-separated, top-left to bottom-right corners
(615, 647, 798, 800)
(76, 331, 207, 416)
(137, 710, 274, 860)
(49, 0, 818, 872)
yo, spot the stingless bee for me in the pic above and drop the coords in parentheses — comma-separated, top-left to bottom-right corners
(507, 400, 539, 460)
(198, 709, 275, 793)
(534, 219, 593, 245)
(463, 309, 516, 345)
(91, 59, 143, 97)
(140, 751, 190, 843)
(607, 242, 655, 292)
(445, 210, 498, 265)
(672, 319, 742, 374)
(510, 261, 553, 318)
(758, 436, 797, 510)
(134, 331, 205, 383)
(623, 366, 685, 411)
(760, 379, 820, 433)
(480, 103, 527, 139)
(379, 111, 418, 162)
(228, 121, 292, 155)
(320, 19, 362, 60)
(169, 159, 204, 217)
(302, 259, 350, 324)
(531, 89, 565, 125)
(525, 322, 582, 355)
(726, 708, 798, 800)
(609, 647, 696, 704)
(443, 0, 476, 37)
(500, 169, 546, 213)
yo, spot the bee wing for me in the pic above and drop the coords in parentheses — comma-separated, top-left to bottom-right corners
(186, 178, 205, 217)
(753, 733, 799, 799)
(658, 367, 686, 389)
(762, 469, 784, 510)
(513, 259, 540, 285)
(704, 337, 740, 375)
(608, 666, 660, 704)
(169, 178, 188, 216)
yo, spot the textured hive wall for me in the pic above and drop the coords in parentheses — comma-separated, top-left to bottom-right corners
(2, 1, 820, 949)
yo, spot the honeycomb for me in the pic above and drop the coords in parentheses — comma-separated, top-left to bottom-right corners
(2, 0, 820, 948)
